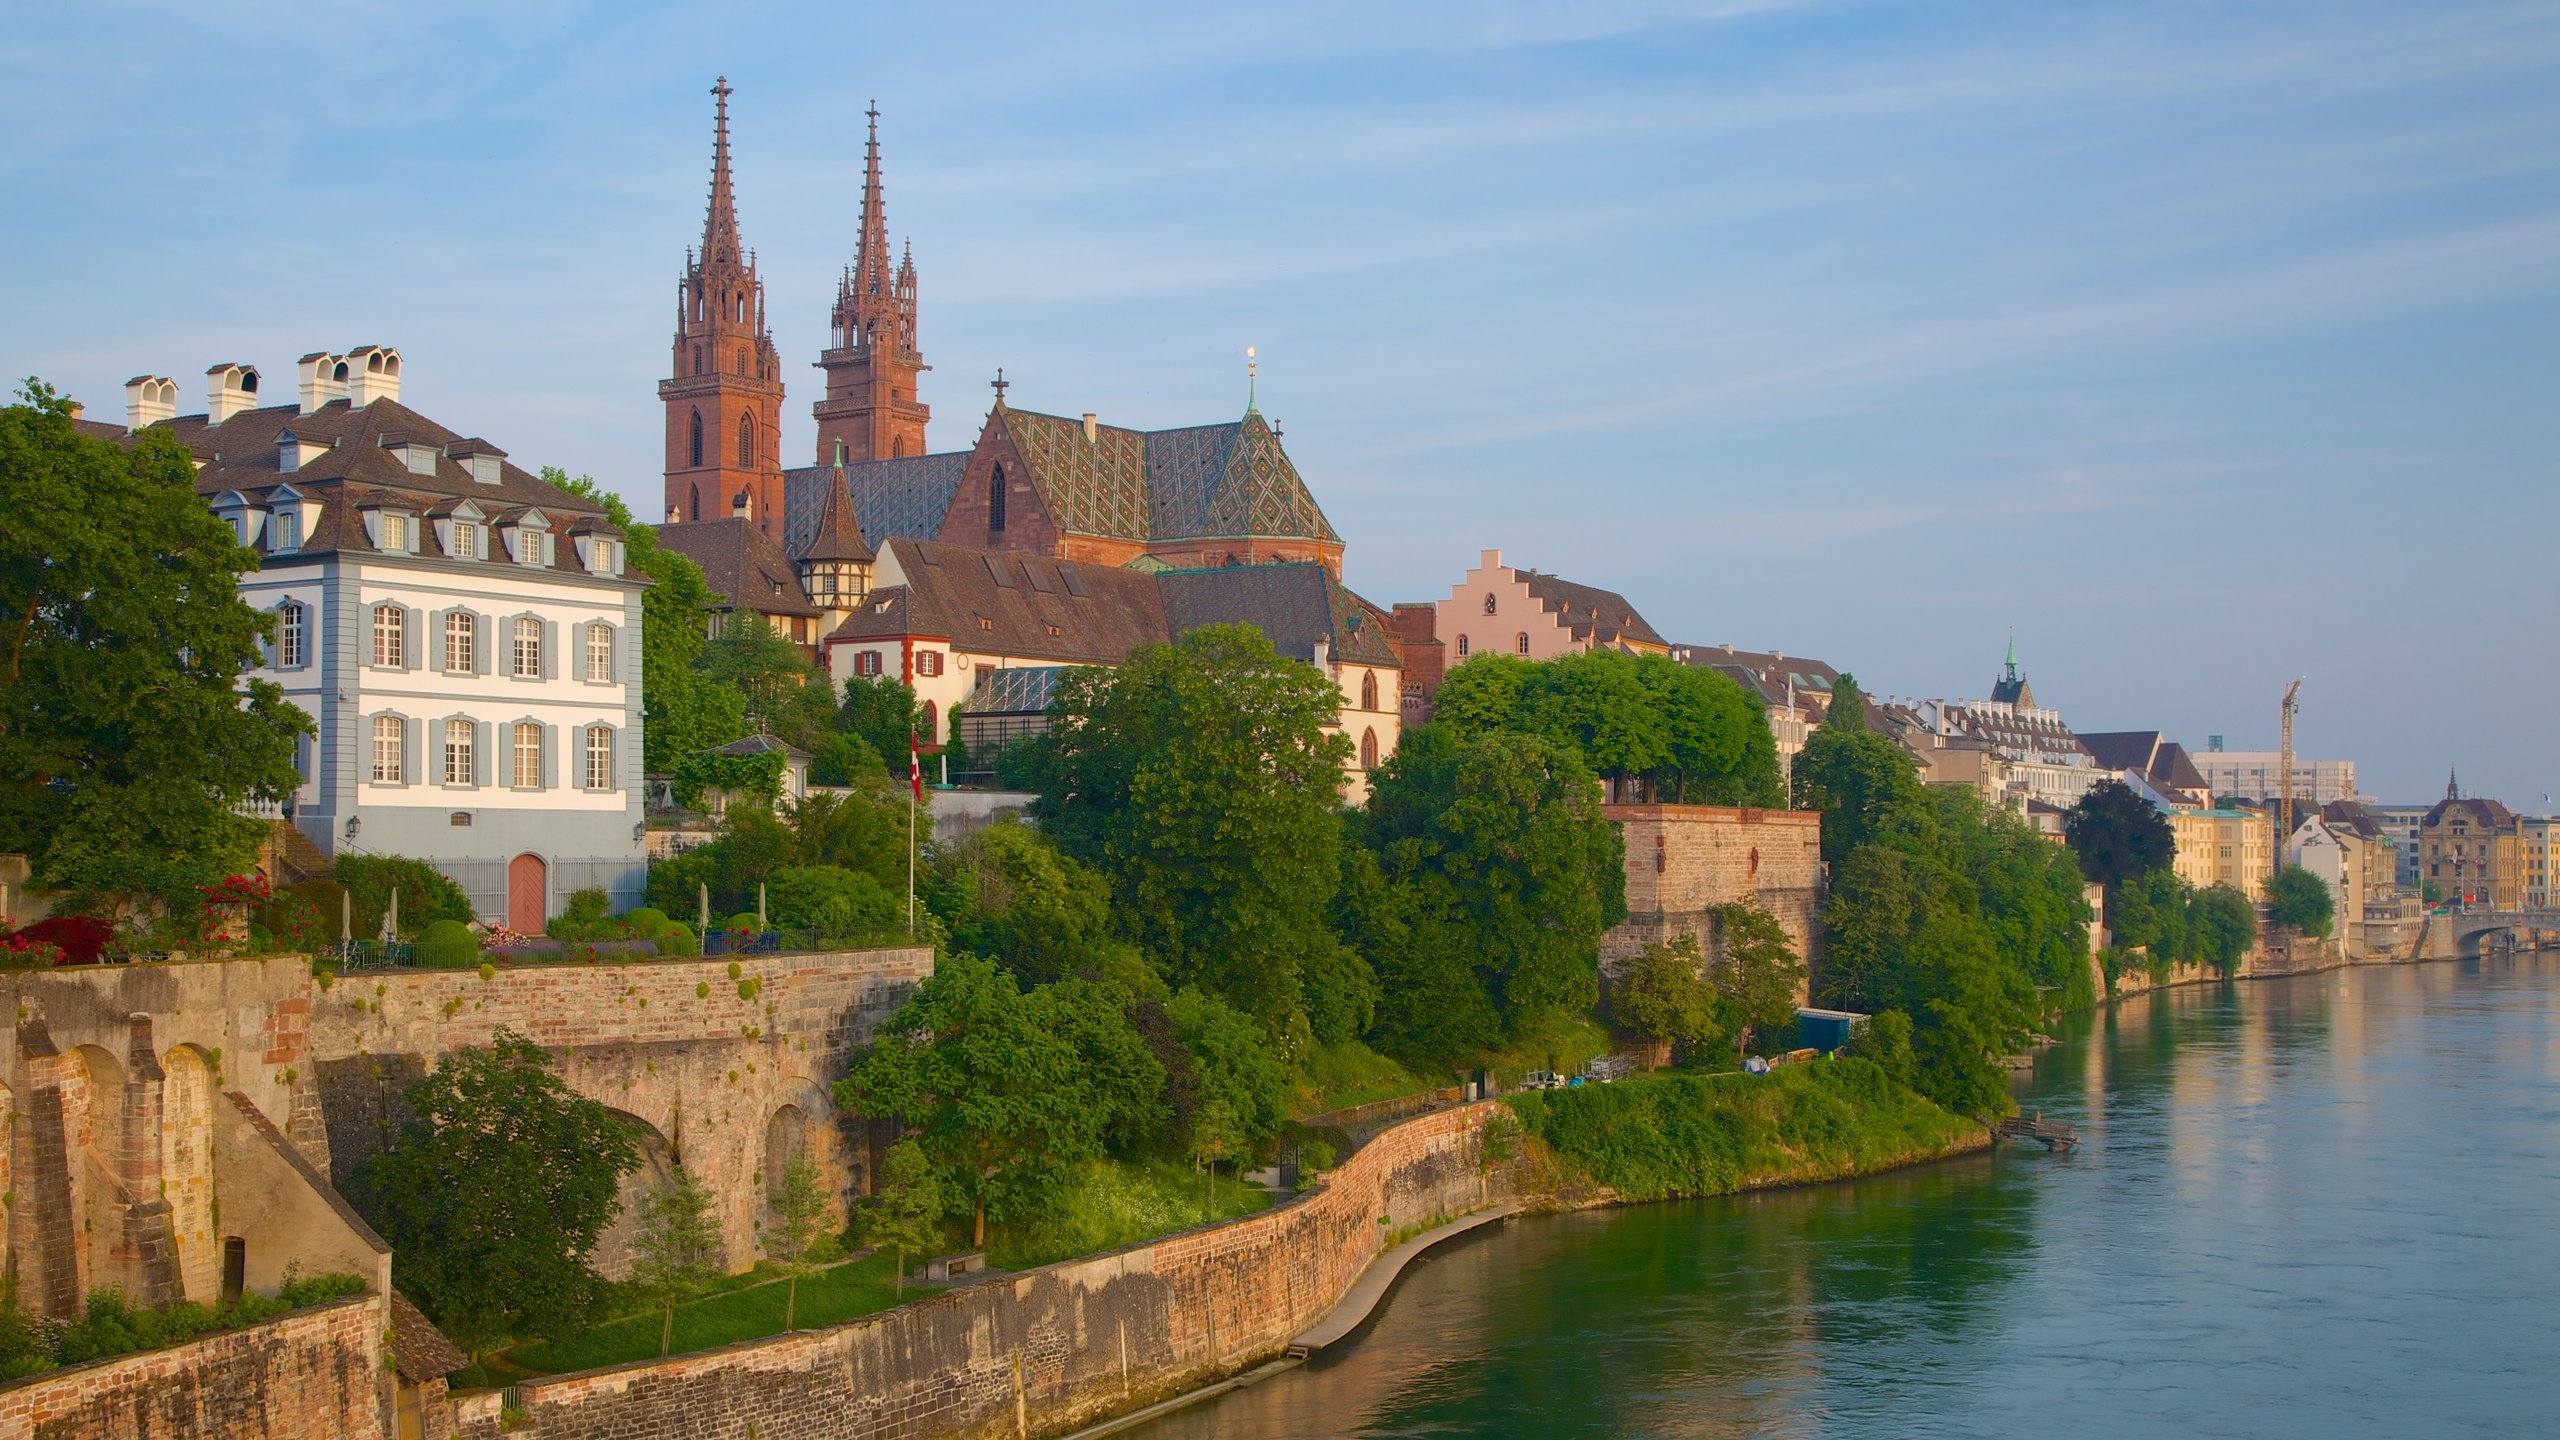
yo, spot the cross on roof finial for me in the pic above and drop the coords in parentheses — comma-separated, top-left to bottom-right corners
(1245, 345, 1259, 414)
(991, 368, 1009, 406)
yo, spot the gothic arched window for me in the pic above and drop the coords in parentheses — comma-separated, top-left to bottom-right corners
(738, 416, 755, 468)
(1515, 632, 1530, 655)
(1360, 728, 1379, 770)
(988, 465, 1007, 533)
(692, 345, 702, 376)
(1482, 593, 1497, 615)
(1360, 670, 1378, 711)
(735, 345, 748, 377)
(688, 410, 703, 467)
(689, 484, 701, 521)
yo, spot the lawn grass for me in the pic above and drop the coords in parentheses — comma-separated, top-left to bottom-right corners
(985, 1157, 1273, 1272)
(1293, 1039, 1438, 1116)
(1483, 1013, 1617, 1088)
(507, 1249, 907, 1376)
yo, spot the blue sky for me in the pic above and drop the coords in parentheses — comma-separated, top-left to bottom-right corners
(6, 2, 2555, 805)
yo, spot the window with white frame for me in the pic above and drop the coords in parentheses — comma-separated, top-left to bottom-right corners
(512, 722, 542, 788)
(371, 716, 402, 782)
(855, 649, 883, 677)
(372, 605, 405, 667)
(916, 650, 943, 677)
(278, 602, 306, 668)
(443, 719, 474, 785)
(584, 725, 613, 789)
(584, 622, 612, 681)
(445, 611, 475, 672)
(514, 617, 542, 677)
(271, 510, 300, 551)
(518, 530, 545, 567)
(379, 512, 409, 551)
(451, 521, 478, 560)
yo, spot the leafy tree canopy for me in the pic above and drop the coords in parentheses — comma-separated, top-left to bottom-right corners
(1790, 723, 1934, 864)
(1433, 649, 1782, 805)
(841, 676, 932, 769)
(2265, 865, 2334, 939)
(1708, 898, 1805, 1049)
(2064, 779, 2176, 894)
(355, 1029, 638, 1355)
(546, 471, 745, 773)
(1027, 624, 1352, 1046)
(1609, 934, 1725, 1064)
(1824, 673, 1870, 733)
(0, 381, 310, 903)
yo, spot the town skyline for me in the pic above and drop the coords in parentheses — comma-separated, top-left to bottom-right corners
(6, 1, 2553, 804)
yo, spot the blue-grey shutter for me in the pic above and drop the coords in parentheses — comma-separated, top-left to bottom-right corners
(473, 612, 492, 676)
(541, 620, 559, 680)
(401, 605, 423, 671)
(402, 716, 420, 785)
(474, 720, 493, 788)
(429, 608, 452, 673)
(542, 724, 558, 789)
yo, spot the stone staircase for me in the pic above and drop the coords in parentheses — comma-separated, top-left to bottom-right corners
(261, 819, 332, 885)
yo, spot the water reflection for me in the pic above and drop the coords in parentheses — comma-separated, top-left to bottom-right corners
(1128, 955, 2560, 1439)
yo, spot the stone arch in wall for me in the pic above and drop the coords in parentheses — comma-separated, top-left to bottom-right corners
(592, 1109, 677, 1282)
(159, 1045, 220, 1304)
(760, 1078, 853, 1258)
(72, 1044, 127, 1301)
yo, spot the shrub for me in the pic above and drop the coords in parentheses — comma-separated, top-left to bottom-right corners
(417, 920, 481, 969)
(1, 933, 67, 968)
(336, 855, 473, 939)
(285, 880, 352, 941)
(13, 914, 114, 965)
(255, 891, 325, 953)
(547, 888, 620, 943)
(725, 911, 766, 936)
(623, 907, 671, 931)
(652, 924, 700, 958)
(763, 865, 898, 935)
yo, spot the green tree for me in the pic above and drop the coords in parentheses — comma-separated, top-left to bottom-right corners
(1354, 724, 1627, 1055)
(1031, 625, 1352, 1045)
(1707, 899, 1805, 1054)
(840, 675, 931, 768)
(2265, 865, 2335, 938)
(1165, 987, 1289, 1162)
(861, 1139, 945, 1299)
(942, 821, 1144, 988)
(837, 956, 1108, 1246)
(1609, 935, 1723, 1066)
(2064, 779, 2176, 896)
(0, 382, 310, 905)
(1791, 724, 1936, 863)
(1433, 649, 1781, 805)
(765, 1153, 833, 1331)
(698, 613, 828, 742)
(545, 470, 745, 772)
(355, 1030, 638, 1359)
(2191, 884, 2259, 973)
(630, 1160, 720, 1357)
(1824, 673, 1870, 732)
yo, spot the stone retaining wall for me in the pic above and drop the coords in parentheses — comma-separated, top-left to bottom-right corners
(0, 1294, 389, 1440)
(1602, 804, 1825, 991)
(475, 1101, 1507, 1440)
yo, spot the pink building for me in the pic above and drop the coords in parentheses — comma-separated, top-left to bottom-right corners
(1433, 549, 1670, 667)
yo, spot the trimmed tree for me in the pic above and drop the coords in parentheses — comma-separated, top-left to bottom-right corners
(765, 1152, 833, 1332)
(862, 1139, 946, 1299)
(356, 1029, 638, 1360)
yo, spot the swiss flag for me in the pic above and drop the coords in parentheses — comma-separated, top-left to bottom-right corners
(910, 731, 924, 803)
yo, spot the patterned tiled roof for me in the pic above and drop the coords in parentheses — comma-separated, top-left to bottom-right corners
(781, 452, 969, 556)
(1001, 405, 1339, 545)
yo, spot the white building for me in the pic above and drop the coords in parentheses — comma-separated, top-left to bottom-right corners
(1883, 646, 2103, 811)
(2193, 749, 2361, 806)
(96, 349, 648, 928)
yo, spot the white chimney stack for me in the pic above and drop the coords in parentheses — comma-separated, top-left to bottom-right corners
(297, 352, 349, 413)
(204, 363, 261, 425)
(124, 375, 177, 432)
(343, 344, 402, 408)
(1082, 412, 1098, 443)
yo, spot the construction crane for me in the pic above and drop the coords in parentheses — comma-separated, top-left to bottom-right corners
(2278, 677, 2305, 845)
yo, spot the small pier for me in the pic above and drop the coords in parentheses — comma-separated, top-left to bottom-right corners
(1994, 1111, 2080, 1151)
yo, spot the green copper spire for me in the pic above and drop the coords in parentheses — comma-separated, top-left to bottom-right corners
(2004, 628, 2018, 682)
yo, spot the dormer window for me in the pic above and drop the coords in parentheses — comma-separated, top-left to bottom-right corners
(373, 511, 411, 552)
(271, 509, 301, 552)
(451, 521, 478, 560)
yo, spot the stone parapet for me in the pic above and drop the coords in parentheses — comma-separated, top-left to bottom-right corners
(1600, 804, 1826, 991)
(0, 1293, 390, 1440)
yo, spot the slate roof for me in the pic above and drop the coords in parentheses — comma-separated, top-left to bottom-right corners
(1155, 563, 1402, 668)
(389, 1291, 466, 1382)
(1674, 644, 1839, 710)
(781, 451, 970, 556)
(1517, 571, 1667, 651)
(2425, 795, 2518, 829)
(799, 462, 876, 564)
(655, 518, 823, 618)
(2320, 799, 2390, 840)
(103, 397, 627, 575)
(2080, 731, 2212, 797)
(830, 538, 1170, 665)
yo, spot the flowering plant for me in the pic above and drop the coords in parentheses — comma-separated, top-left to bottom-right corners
(1, 932, 67, 968)
(199, 874, 274, 907)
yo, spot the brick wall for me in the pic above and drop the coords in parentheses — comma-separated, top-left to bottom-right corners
(478, 1102, 1506, 1440)
(1601, 804, 1826, 990)
(0, 1294, 390, 1440)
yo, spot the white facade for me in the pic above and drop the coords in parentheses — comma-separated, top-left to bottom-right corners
(233, 526, 646, 926)
(2194, 751, 2361, 806)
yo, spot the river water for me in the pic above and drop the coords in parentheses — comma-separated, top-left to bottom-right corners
(1127, 954, 2560, 1438)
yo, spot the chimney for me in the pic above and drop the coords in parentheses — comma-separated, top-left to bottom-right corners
(296, 352, 348, 413)
(732, 490, 753, 522)
(125, 376, 177, 431)
(1312, 634, 1331, 673)
(1082, 413, 1098, 443)
(205, 363, 261, 425)
(666, 503, 681, 523)
(343, 345, 402, 408)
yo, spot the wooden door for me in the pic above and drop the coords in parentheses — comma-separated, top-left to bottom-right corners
(507, 853, 547, 933)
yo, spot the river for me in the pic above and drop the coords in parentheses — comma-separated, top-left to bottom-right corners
(1125, 953, 2560, 1438)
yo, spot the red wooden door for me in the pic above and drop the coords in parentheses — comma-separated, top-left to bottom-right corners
(507, 853, 547, 933)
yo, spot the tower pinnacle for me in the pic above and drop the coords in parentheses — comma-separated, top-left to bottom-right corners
(661, 77, 784, 536)
(815, 101, 929, 463)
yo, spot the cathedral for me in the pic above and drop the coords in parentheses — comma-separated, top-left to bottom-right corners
(655, 79, 1345, 606)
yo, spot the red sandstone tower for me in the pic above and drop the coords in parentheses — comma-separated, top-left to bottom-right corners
(661, 78, 786, 535)
(813, 104, 930, 463)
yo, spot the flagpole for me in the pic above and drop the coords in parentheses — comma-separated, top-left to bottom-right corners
(907, 730, 920, 937)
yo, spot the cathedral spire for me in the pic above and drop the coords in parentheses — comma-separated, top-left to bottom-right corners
(816, 101, 929, 464)
(857, 100, 890, 298)
(703, 77, 743, 263)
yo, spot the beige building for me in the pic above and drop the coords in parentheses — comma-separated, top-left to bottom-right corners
(2524, 817, 2557, 910)
(2419, 779, 2524, 908)
(1434, 549, 1670, 667)
(2170, 806, 2274, 893)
